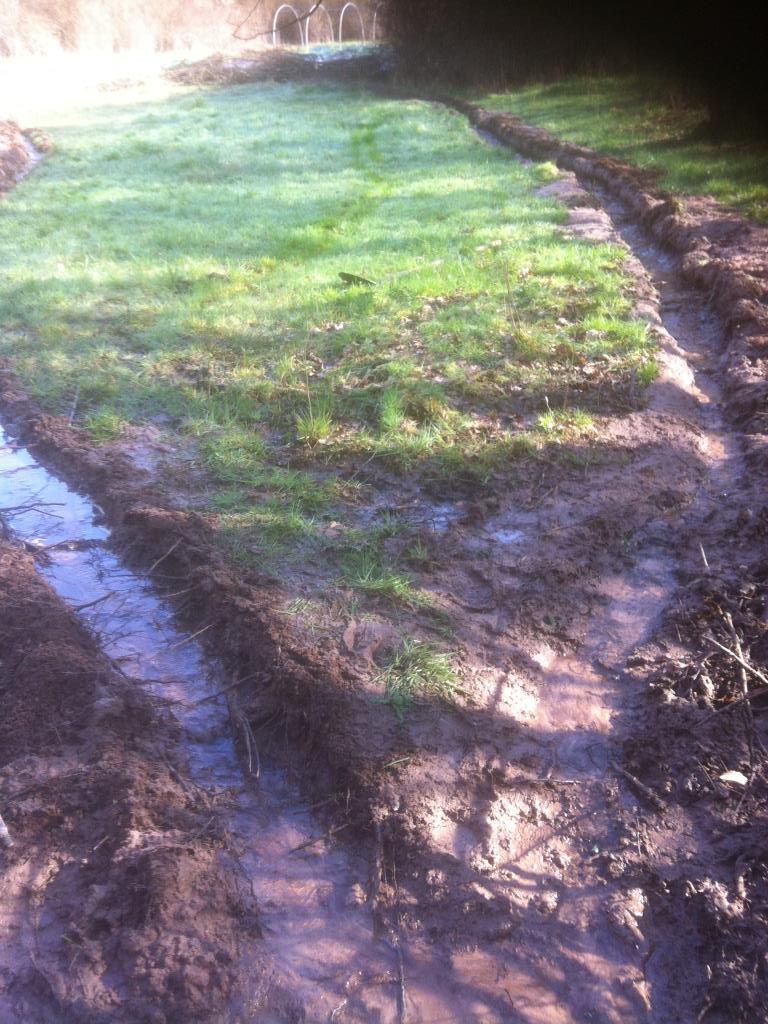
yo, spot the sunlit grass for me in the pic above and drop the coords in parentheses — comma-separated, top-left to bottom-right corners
(477, 75, 768, 221)
(380, 638, 460, 720)
(342, 548, 431, 609)
(0, 80, 653, 582)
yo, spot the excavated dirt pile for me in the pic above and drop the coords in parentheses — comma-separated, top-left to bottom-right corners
(0, 122, 33, 192)
(165, 48, 391, 87)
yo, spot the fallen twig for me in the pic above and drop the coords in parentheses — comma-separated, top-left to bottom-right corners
(237, 711, 260, 779)
(0, 812, 13, 848)
(611, 760, 666, 813)
(147, 537, 182, 575)
(696, 686, 768, 725)
(67, 383, 80, 425)
(393, 938, 407, 1024)
(289, 822, 350, 855)
(705, 634, 768, 688)
(709, 617, 767, 761)
(0, 500, 64, 519)
(192, 673, 261, 707)
(73, 590, 116, 613)
(167, 622, 214, 650)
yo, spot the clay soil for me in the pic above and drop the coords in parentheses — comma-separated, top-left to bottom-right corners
(0, 538, 265, 1022)
(2, 93, 768, 1023)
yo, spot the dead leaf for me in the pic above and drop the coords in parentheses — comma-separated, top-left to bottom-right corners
(342, 620, 357, 652)
(719, 770, 748, 787)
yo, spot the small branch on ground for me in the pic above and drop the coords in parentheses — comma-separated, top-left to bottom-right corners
(611, 760, 666, 813)
(288, 821, 350, 855)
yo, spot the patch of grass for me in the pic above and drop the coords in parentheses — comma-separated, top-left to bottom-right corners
(342, 548, 430, 609)
(84, 409, 125, 441)
(380, 638, 459, 720)
(216, 500, 319, 563)
(296, 391, 335, 445)
(405, 538, 433, 567)
(0, 80, 658, 650)
(201, 429, 267, 486)
(477, 75, 768, 221)
(536, 405, 594, 435)
(533, 161, 561, 183)
(637, 358, 660, 389)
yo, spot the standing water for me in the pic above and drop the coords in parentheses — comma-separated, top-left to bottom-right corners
(0, 423, 384, 1019)
(0, 421, 519, 1021)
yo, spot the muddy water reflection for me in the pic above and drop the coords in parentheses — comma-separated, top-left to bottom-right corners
(4, 422, 565, 1021)
(532, 555, 674, 777)
(0, 425, 405, 1021)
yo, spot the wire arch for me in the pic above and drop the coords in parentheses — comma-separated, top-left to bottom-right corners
(338, 2, 365, 43)
(304, 3, 335, 43)
(371, 3, 384, 41)
(272, 4, 305, 46)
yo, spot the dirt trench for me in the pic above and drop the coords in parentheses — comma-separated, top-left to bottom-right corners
(2, 103, 768, 1022)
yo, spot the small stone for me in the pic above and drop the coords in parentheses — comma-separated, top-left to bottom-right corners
(532, 890, 559, 914)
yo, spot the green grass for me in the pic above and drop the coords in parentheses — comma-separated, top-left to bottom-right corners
(476, 75, 768, 221)
(342, 548, 431, 609)
(0, 80, 653, 594)
(380, 638, 460, 720)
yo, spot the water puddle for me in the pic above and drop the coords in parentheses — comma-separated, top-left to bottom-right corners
(487, 526, 525, 546)
(0, 423, 406, 1020)
(354, 497, 467, 535)
(531, 554, 674, 777)
(2, 422, 550, 1021)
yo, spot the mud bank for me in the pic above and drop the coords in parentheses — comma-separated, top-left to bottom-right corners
(0, 537, 257, 1022)
(532, 148, 768, 1020)
(444, 100, 768, 465)
(0, 413, 419, 1022)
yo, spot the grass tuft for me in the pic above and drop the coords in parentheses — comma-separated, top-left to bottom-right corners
(380, 638, 459, 720)
(296, 392, 335, 445)
(342, 549, 430, 609)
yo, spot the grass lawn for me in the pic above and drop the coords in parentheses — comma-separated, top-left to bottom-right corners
(476, 75, 768, 222)
(0, 80, 655, 705)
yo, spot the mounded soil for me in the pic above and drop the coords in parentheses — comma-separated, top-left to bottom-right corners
(0, 539, 262, 1023)
(0, 121, 33, 192)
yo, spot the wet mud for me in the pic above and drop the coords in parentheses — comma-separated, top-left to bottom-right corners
(2, 99, 768, 1022)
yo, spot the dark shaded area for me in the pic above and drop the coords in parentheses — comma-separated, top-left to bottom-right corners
(384, 2, 768, 139)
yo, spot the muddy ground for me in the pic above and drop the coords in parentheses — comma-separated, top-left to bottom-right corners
(2, 84, 768, 1023)
(0, 538, 268, 1023)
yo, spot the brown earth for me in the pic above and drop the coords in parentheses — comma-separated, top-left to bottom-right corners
(2, 90, 768, 1022)
(0, 539, 263, 1023)
(0, 121, 34, 192)
(165, 47, 391, 87)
